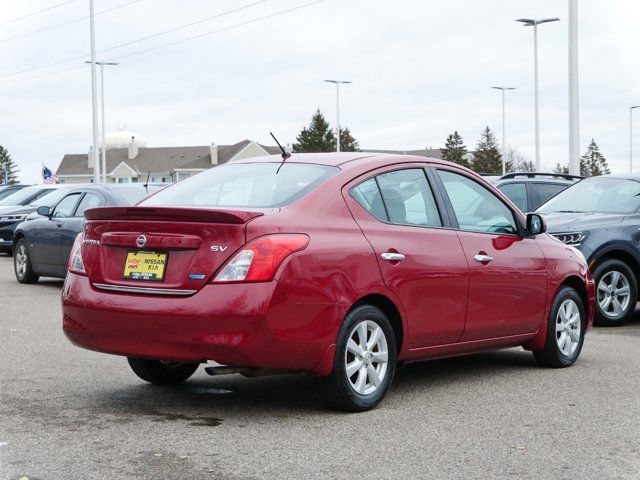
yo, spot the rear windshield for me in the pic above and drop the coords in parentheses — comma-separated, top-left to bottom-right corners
(140, 163, 338, 208)
(116, 186, 163, 205)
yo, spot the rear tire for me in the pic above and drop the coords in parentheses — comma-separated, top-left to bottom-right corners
(14, 238, 39, 284)
(127, 358, 199, 385)
(321, 304, 397, 412)
(593, 259, 637, 326)
(533, 286, 585, 368)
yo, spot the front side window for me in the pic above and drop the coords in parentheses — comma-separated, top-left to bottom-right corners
(498, 182, 528, 212)
(52, 193, 82, 218)
(438, 170, 517, 235)
(350, 168, 442, 227)
(530, 183, 570, 210)
(141, 163, 338, 208)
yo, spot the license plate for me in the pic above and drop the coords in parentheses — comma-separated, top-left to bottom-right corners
(122, 251, 168, 281)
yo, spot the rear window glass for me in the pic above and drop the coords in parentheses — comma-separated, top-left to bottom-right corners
(140, 163, 338, 208)
(116, 186, 163, 205)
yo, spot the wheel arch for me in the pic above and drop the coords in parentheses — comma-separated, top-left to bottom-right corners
(591, 247, 640, 298)
(353, 293, 404, 355)
(558, 275, 590, 321)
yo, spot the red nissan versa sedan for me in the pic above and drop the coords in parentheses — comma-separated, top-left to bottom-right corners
(61, 153, 594, 411)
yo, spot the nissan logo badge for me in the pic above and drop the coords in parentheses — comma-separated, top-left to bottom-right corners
(136, 235, 147, 248)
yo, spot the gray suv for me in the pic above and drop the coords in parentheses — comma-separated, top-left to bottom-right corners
(538, 174, 640, 325)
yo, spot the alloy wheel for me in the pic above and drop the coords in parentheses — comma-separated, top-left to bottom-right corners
(556, 299, 582, 356)
(15, 244, 27, 279)
(344, 320, 389, 395)
(597, 270, 631, 319)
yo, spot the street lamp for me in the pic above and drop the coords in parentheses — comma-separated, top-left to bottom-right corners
(85, 61, 119, 184)
(630, 106, 640, 173)
(88, 0, 100, 184)
(323, 79, 351, 152)
(516, 17, 560, 171)
(491, 86, 516, 175)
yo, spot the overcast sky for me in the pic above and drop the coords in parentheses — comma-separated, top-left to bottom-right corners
(1, 0, 639, 183)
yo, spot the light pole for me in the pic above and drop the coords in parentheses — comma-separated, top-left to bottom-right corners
(492, 86, 516, 174)
(630, 106, 640, 173)
(516, 17, 560, 171)
(88, 0, 100, 184)
(324, 79, 351, 152)
(568, 0, 580, 176)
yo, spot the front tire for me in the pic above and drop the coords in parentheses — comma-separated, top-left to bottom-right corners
(127, 358, 199, 385)
(14, 238, 39, 284)
(321, 304, 397, 412)
(593, 259, 637, 326)
(533, 286, 585, 368)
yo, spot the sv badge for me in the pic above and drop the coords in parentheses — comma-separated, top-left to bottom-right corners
(210, 245, 228, 252)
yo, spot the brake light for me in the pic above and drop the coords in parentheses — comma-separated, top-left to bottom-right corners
(68, 233, 86, 275)
(213, 234, 309, 283)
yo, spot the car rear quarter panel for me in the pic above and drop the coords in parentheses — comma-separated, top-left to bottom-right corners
(245, 177, 408, 365)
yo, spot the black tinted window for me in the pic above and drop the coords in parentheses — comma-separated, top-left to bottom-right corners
(531, 183, 568, 210)
(498, 182, 528, 211)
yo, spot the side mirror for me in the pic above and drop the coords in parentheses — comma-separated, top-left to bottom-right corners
(36, 206, 51, 217)
(526, 213, 546, 236)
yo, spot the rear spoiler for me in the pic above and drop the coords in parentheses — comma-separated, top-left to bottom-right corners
(84, 206, 264, 224)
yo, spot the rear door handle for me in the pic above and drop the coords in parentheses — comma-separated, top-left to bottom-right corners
(381, 252, 405, 262)
(474, 254, 493, 263)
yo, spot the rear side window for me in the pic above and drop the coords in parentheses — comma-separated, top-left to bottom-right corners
(75, 193, 102, 217)
(350, 168, 442, 227)
(140, 163, 338, 208)
(498, 182, 528, 212)
(531, 183, 568, 210)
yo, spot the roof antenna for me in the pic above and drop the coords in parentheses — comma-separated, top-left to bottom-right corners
(270, 132, 291, 174)
(143, 170, 151, 194)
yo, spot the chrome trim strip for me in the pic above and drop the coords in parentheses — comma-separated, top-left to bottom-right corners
(92, 283, 197, 296)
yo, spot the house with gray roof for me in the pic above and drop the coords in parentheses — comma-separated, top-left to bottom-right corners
(56, 131, 281, 184)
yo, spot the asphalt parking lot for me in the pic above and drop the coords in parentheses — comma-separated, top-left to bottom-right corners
(1, 255, 640, 480)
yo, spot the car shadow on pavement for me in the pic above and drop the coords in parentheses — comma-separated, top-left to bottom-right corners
(86, 349, 539, 419)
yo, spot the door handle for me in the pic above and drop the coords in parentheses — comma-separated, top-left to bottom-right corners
(381, 252, 405, 262)
(474, 254, 493, 263)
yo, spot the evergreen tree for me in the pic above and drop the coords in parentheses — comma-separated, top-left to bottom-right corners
(503, 148, 534, 173)
(580, 139, 610, 177)
(471, 127, 502, 174)
(553, 162, 569, 174)
(292, 109, 336, 153)
(0, 145, 19, 184)
(339, 127, 360, 152)
(441, 131, 470, 168)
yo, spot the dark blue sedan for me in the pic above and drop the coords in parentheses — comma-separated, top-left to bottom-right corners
(13, 183, 162, 283)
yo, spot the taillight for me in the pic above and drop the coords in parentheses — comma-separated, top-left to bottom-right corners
(68, 233, 86, 275)
(213, 234, 309, 283)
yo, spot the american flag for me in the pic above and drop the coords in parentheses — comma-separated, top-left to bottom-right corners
(42, 166, 59, 184)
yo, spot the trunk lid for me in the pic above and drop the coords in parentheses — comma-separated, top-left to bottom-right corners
(82, 206, 265, 292)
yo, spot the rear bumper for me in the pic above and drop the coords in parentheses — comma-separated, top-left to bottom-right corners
(61, 273, 337, 373)
(0, 223, 18, 249)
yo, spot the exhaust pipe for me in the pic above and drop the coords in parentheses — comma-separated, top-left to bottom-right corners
(204, 366, 298, 378)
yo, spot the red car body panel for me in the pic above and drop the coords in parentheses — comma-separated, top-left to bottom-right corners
(61, 153, 595, 375)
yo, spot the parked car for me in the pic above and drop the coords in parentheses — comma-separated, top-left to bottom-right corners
(0, 184, 31, 202)
(0, 184, 67, 215)
(494, 173, 583, 212)
(13, 184, 161, 282)
(61, 153, 593, 411)
(538, 173, 640, 325)
(0, 186, 80, 255)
